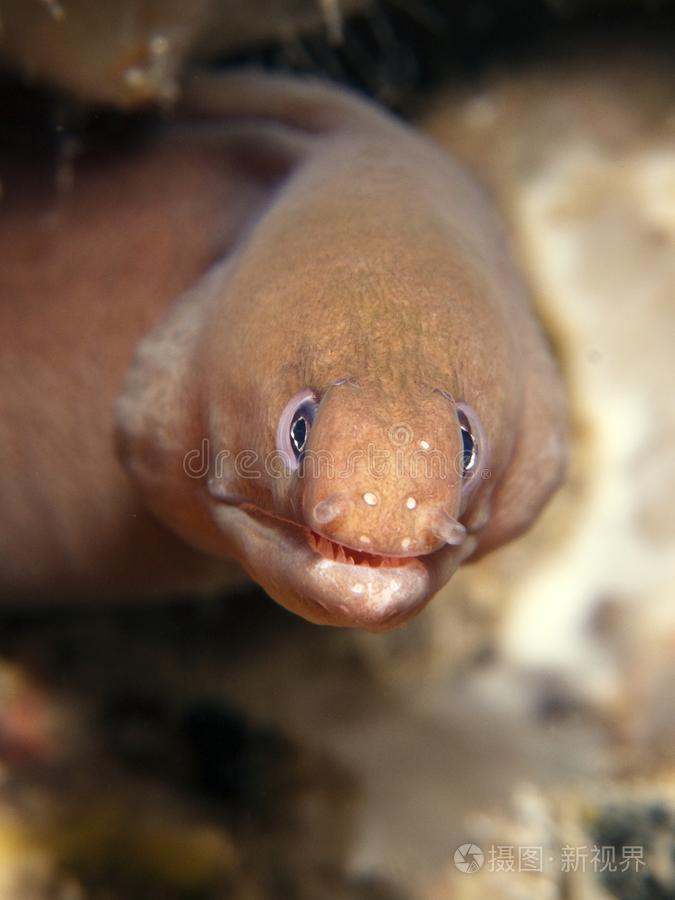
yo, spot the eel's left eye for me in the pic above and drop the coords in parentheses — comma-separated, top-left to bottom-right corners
(277, 388, 318, 470)
(459, 415, 478, 478)
(456, 403, 487, 488)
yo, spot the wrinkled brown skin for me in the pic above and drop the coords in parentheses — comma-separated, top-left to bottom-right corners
(0, 73, 566, 629)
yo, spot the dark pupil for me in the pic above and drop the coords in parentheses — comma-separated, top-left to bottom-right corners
(461, 426, 476, 475)
(290, 416, 308, 456)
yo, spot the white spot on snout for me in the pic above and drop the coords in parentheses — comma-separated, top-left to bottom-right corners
(420, 440, 430, 450)
(352, 583, 365, 595)
(363, 492, 378, 507)
(406, 496, 417, 510)
(401, 537, 412, 551)
(359, 535, 371, 545)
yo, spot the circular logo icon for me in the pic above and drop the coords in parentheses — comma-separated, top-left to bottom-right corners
(388, 423, 413, 447)
(454, 843, 485, 873)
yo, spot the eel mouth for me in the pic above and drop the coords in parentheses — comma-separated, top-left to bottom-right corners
(208, 494, 466, 631)
(307, 530, 416, 568)
(234, 499, 425, 567)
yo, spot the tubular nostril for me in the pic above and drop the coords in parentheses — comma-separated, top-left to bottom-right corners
(313, 495, 352, 525)
(431, 509, 467, 546)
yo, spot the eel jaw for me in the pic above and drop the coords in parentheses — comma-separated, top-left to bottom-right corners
(209, 500, 473, 631)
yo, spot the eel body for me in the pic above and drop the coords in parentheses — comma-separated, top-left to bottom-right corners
(0, 73, 566, 629)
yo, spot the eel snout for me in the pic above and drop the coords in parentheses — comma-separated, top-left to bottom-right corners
(305, 491, 467, 560)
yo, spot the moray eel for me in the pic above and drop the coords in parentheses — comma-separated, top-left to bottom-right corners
(0, 73, 566, 629)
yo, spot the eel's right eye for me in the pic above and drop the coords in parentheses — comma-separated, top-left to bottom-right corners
(290, 413, 309, 457)
(277, 388, 318, 470)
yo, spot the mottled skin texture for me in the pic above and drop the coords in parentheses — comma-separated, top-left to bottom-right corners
(0, 73, 566, 628)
